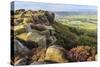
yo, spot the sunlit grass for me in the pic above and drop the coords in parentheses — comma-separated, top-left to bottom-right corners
(56, 15, 97, 31)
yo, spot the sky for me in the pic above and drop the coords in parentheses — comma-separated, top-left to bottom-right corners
(12, 1, 97, 12)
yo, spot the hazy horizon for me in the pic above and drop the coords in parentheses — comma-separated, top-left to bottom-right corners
(12, 1, 97, 12)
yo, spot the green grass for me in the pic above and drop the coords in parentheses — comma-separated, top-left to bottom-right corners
(55, 15, 97, 48)
(56, 15, 97, 31)
(61, 21, 97, 30)
(52, 22, 79, 49)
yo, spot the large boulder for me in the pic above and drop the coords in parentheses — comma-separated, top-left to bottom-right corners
(14, 25, 26, 34)
(37, 10, 55, 23)
(31, 24, 47, 31)
(14, 39, 30, 56)
(45, 45, 68, 63)
(44, 11, 55, 23)
(22, 17, 34, 24)
(31, 11, 50, 25)
(16, 31, 47, 49)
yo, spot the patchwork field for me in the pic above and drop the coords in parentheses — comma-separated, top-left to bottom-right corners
(55, 14, 97, 47)
(56, 15, 97, 30)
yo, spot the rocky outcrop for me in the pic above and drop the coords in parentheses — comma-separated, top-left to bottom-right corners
(11, 9, 57, 65)
(11, 9, 97, 65)
(13, 9, 55, 26)
(12, 9, 56, 49)
(15, 9, 25, 15)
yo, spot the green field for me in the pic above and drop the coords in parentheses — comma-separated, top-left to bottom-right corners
(55, 15, 97, 47)
(56, 15, 97, 31)
(56, 15, 97, 30)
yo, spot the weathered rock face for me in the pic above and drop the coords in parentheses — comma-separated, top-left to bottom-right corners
(13, 9, 55, 26)
(14, 39, 30, 55)
(45, 45, 68, 63)
(68, 46, 96, 62)
(43, 10, 55, 23)
(11, 9, 57, 65)
(15, 9, 25, 15)
(14, 25, 26, 34)
(12, 9, 56, 49)
(16, 31, 47, 49)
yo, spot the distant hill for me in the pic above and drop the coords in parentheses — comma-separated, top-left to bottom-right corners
(54, 11, 97, 16)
